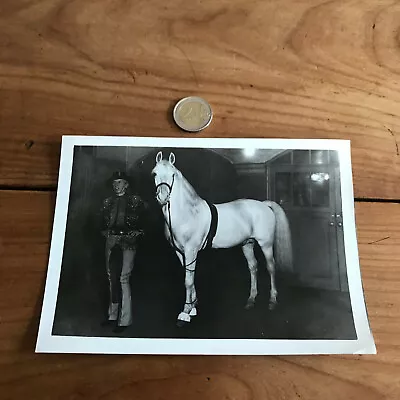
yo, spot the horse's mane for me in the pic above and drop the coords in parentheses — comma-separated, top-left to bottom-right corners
(173, 166, 202, 205)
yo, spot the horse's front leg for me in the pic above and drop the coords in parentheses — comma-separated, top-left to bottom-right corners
(176, 248, 198, 326)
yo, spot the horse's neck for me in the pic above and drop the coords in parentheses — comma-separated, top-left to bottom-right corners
(168, 173, 202, 217)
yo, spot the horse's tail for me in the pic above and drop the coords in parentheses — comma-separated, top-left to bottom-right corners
(264, 201, 293, 273)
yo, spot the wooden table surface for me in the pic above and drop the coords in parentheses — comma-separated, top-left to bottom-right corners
(0, 0, 399, 398)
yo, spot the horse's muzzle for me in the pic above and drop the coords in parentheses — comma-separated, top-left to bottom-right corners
(156, 185, 170, 206)
(155, 178, 174, 206)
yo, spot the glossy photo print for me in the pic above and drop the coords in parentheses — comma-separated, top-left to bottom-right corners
(36, 136, 375, 355)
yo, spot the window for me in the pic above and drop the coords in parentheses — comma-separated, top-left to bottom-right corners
(270, 150, 332, 209)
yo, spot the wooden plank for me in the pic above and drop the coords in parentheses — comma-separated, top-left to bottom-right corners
(0, 1, 399, 198)
(0, 191, 399, 399)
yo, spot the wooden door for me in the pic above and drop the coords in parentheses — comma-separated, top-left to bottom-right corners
(268, 150, 348, 291)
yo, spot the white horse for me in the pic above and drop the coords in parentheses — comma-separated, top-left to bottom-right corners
(152, 151, 293, 325)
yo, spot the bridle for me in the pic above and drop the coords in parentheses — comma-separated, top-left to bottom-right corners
(154, 172, 204, 307)
(155, 173, 175, 207)
(155, 173, 196, 269)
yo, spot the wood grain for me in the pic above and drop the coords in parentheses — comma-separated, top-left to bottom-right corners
(0, 191, 399, 399)
(1, 0, 399, 398)
(0, 0, 399, 197)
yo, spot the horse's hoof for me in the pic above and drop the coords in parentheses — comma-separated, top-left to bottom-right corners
(176, 319, 188, 328)
(269, 302, 277, 310)
(245, 301, 255, 310)
(177, 312, 191, 327)
(189, 307, 197, 317)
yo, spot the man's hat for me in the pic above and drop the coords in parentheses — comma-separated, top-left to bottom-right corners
(109, 170, 130, 184)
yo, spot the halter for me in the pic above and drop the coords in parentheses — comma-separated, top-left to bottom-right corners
(155, 174, 175, 206)
(155, 174, 193, 266)
(155, 173, 207, 307)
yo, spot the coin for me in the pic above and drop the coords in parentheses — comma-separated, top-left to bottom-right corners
(173, 97, 213, 132)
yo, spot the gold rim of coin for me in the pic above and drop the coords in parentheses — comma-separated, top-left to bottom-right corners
(173, 96, 213, 132)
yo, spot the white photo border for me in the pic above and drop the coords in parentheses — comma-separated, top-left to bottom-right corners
(36, 136, 376, 355)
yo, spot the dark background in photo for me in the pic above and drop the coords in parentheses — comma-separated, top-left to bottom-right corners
(52, 146, 356, 340)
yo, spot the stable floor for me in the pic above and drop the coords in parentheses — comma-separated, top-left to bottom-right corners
(53, 238, 356, 340)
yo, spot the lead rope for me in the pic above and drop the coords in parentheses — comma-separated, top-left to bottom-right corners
(166, 201, 197, 272)
(166, 202, 197, 307)
(158, 174, 210, 308)
(165, 197, 210, 308)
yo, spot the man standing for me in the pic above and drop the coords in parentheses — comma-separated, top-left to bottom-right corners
(101, 170, 146, 333)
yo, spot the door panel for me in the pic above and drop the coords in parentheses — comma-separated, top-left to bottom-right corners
(268, 150, 346, 291)
(288, 210, 340, 290)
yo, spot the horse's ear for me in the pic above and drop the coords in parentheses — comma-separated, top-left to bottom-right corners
(169, 152, 176, 165)
(156, 151, 163, 163)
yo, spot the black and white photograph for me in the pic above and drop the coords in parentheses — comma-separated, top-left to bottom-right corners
(36, 136, 375, 355)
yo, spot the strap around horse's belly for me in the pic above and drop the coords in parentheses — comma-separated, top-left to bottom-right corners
(204, 200, 218, 250)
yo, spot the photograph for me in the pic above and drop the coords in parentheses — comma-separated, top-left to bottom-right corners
(36, 136, 375, 355)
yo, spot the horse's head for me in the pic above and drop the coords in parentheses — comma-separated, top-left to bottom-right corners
(152, 151, 177, 206)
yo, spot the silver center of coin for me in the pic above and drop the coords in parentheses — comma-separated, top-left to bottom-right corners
(173, 97, 213, 132)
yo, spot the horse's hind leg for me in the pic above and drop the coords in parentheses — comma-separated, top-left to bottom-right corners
(242, 240, 258, 310)
(260, 244, 278, 310)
